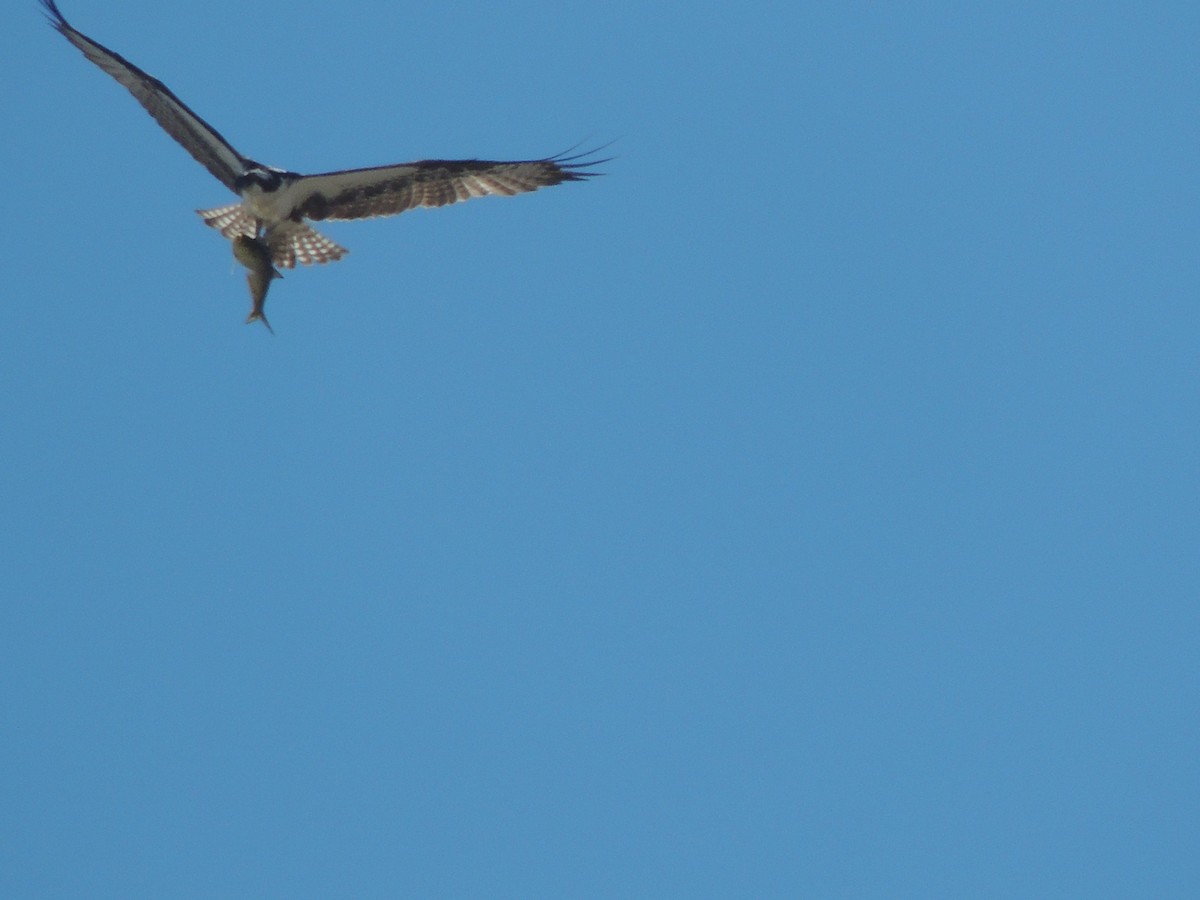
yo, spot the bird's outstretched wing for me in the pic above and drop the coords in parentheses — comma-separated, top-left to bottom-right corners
(40, 0, 250, 192)
(287, 151, 608, 223)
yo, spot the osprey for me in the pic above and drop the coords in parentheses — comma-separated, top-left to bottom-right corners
(41, 0, 603, 321)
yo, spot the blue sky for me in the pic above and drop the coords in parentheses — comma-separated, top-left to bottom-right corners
(2, 0, 1197, 895)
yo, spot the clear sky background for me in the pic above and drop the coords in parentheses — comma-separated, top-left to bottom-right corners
(1, 0, 1196, 896)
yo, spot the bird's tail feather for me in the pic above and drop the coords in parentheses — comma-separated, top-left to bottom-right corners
(197, 206, 349, 269)
(197, 204, 253, 238)
(266, 221, 349, 269)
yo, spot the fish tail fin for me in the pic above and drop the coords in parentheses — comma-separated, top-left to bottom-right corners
(246, 311, 275, 335)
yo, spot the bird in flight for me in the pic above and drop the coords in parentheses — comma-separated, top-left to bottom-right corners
(41, 0, 604, 328)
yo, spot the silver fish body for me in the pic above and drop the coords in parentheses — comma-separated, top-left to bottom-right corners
(233, 235, 282, 333)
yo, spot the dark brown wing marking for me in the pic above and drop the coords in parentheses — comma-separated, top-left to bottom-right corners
(41, 0, 250, 192)
(292, 150, 607, 223)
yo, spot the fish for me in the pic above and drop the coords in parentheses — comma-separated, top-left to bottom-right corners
(232, 234, 282, 334)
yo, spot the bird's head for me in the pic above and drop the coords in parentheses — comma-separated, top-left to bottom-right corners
(235, 165, 287, 193)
